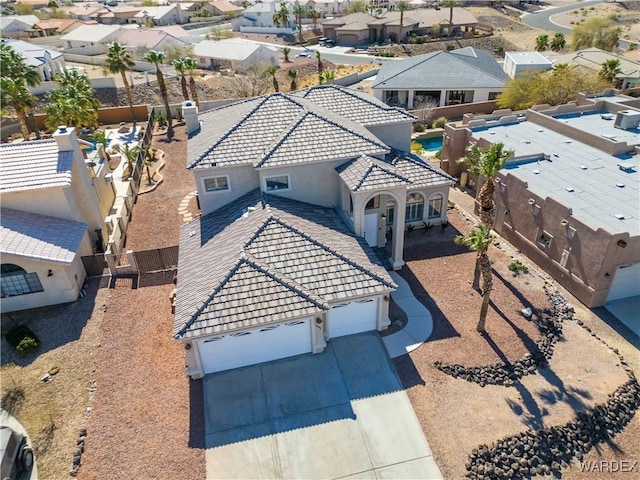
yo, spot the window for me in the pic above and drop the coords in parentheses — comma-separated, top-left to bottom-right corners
(365, 196, 380, 210)
(203, 176, 229, 192)
(488, 92, 501, 101)
(428, 194, 443, 219)
(1, 264, 44, 298)
(386, 205, 395, 226)
(265, 174, 290, 192)
(405, 192, 424, 222)
(537, 231, 552, 248)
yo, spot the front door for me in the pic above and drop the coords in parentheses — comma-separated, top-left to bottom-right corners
(364, 213, 379, 247)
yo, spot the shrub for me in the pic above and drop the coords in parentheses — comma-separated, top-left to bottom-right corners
(433, 116, 447, 128)
(435, 148, 442, 159)
(413, 122, 425, 133)
(410, 141, 423, 154)
(406, 224, 415, 234)
(508, 260, 529, 274)
(5, 325, 40, 354)
(415, 36, 425, 44)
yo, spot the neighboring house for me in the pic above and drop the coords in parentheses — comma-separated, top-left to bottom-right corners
(116, 28, 189, 58)
(98, 6, 143, 25)
(31, 18, 84, 37)
(66, 5, 105, 21)
(206, 0, 244, 16)
(503, 51, 552, 79)
(321, 12, 377, 46)
(373, 47, 507, 108)
(193, 37, 278, 71)
(442, 93, 640, 310)
(300, 0, 346, 16)
(0, 126, 117, 313)
(134, 5, 192, 26)
(151, 25, 193, 44)
(60, 23, 123, 49)
(175, 85, 454, 377)
(0, 15, 39, 39)
(231, 1, 295, 32)
(1, 39, 66, 81)
(545, 48, 640, 90)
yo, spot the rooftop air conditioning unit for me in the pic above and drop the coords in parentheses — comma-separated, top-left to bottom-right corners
(614, 111, 640, 130)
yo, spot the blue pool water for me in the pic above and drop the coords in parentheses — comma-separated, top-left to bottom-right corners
(84, 139, 112, 153)
(416, 136, 443, 152)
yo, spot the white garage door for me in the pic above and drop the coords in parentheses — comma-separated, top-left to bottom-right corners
(198, 319, 312, 374)
(328, 298, 377, 339)
(606, 263, 640, 303)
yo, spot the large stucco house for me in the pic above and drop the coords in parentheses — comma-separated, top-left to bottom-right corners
(0, 127, 116, 313)
(174, 86, 455, 377)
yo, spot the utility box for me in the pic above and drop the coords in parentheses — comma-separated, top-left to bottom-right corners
(614, 111, 640, 130)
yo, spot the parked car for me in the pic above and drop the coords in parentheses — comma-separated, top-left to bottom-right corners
(295, 52, 310, 58)
(0, 426, 33, 480)
(319, 39, 336, 48)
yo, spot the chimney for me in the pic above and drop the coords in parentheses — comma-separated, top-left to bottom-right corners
(52, 125, 80, 153)
(182, 101, 200, 135)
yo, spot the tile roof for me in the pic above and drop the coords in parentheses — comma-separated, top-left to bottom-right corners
(294, 85, 416, 126)
(337, 152, 455, 191)
(0, 139, 73, 193)
(1, 208, 87, 263)
(60, 23, 121, 42)
(174, 190, 395, 339)
(372, 48, 506, 90)
(188, 93, 389, 169)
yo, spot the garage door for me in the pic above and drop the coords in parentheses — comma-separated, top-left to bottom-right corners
(198, 319, 312, 374)
(606, 263, 640, 303)
(328, 298, 377, 339)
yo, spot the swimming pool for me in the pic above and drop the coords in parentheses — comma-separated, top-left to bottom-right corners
(84, 139, 112, 153)
(416, 136, 443, 152)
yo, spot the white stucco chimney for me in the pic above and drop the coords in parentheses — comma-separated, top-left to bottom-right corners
(182, 101, 200, 135)
(52, 125, 79, 152)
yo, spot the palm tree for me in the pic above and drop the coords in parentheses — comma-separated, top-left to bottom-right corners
(292, 3, 305, 45)
(275, 2, 289, 29)
(441, 0, 459, 38)
(316, 50, 323, 75)
(550, 32, 566, 52)
(288, 68, 298, 91)
(184, 57, 200, 108)
(144, 50, 173, 138)
(459, 142, 513, 227)
(281, 46, 291, 62)
(120, 143, 140, 179)
(44, 70, 100, 130)
(172, 58, 190, 101)
(267, 66, 279, 92)
(454, 225, 494, 333)
(308, 8, 319, 31)
(1, 43, 41, 138)
(106, 42, 136, 124)
(599, 59, 622, 85)
(0, 77, 36, 140)
(535, 34, 549, 52)
(396, 1, 410, 42)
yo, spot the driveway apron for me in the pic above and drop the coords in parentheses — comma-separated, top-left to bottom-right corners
(204, 332, 442, 479)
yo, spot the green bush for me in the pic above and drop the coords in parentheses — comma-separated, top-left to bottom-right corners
(433, 116, 447, 128)
(508, 260, 529, 274)
(5, 325, 40, 354)
(413, 123, 425, 133)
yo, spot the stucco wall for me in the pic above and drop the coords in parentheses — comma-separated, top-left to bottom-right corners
(195, 165, 259, 216)
(367, 122, 412, 152)
(0, 249, 87, 313)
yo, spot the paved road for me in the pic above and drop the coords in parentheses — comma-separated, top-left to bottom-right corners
(522, 0, 636, 50)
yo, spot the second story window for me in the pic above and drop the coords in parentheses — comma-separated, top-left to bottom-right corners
(265, 174, 290, 192)
(204, 176, 229, 192)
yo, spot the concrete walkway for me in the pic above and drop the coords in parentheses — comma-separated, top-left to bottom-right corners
(383, 272, 435, 358)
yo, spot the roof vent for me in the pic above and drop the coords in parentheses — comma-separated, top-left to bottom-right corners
(566, 187, 575, 192)
(532, 169, 540, 174)
(580, 165, 588, 170)
(58, 125, 68, 133)
(614, 111, 640, 130)
(618, 163, 636, 173)
(616, 183, 625, 188)
(615, 214, 625, 220)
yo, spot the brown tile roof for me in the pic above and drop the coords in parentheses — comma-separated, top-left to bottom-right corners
(174, 190, 395, 339)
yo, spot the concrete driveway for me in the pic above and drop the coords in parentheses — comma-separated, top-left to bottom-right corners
(204, 332, 442, 479)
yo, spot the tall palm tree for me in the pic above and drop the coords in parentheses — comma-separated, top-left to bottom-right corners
(442, 0, 459, 38)
(455, 225, 494, 333)
(144, 50, 173, 138)
(267, 66, 279, 92)
(172, 58, 190, 101)
(550, 32, 566, 52)
(106, 42, 136, 124)
(396, 1, 410, 42)
(288, 68, 298, 91)
(184, 57, 200, 108)
(459, 142, 513, 227)
(308, 8, 319, 31)
(1, 43, 41, 138)
(599, 59, 622, 85)
(44, 70, 100, 130)
(292, 3, 305, 45)
(535, 34, 549, 52)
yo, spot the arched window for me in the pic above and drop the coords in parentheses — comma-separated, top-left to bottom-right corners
(405, 192, 424, 222)
(1, 264, 44, 298)
(428, 194, 443, 219)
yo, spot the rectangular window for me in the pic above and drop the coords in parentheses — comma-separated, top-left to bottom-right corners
(405, 203, 424, 222)
(1, 272, 44, 298)
(488, 92, 500, 101)
(203, 176, 229, 192)
(428, 196, 442, 219)
(537, 231, 552, 249)
(265, 174, 290, 192)
(386, 206, 395, 226)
